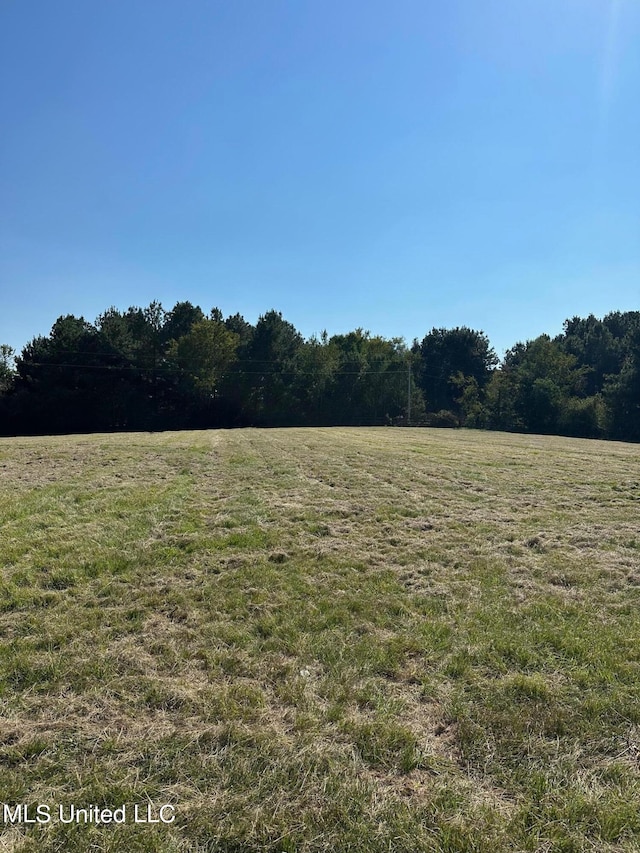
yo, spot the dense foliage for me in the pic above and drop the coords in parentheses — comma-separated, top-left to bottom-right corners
(1, 303, 638, 441)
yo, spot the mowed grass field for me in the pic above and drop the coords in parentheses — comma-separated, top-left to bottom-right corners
(1, 427, 640, 853)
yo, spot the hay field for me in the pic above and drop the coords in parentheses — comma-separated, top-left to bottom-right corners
(1, 427, 639, 852)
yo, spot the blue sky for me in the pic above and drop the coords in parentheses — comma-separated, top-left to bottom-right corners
(1, 0, 638, 359)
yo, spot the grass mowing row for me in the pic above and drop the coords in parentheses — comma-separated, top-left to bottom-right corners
(0, 427, 639, 852)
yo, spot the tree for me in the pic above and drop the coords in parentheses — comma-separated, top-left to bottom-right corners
(560, 315, 621, 395)
(496, 335, 589, 435)
(484, 368, 520, 431)
(0, 345, 15, 393)
(451, 372, 484, 427)
(14, 315, 105, 432)
(291, 335, 339, 424)
(603, 327, 640, 442)
(415, 327, 497, 416)
(168, 318, 239, 398)
(325, 330, 415, 425)
(243, 311, 303, 425)
(161, 301, 205, 345)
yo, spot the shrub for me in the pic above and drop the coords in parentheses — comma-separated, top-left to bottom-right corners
(428, 409, 460, 428)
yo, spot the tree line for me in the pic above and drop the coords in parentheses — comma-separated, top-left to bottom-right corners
(0, 302, 638, 441)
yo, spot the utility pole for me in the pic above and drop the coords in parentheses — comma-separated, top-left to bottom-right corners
(407, 355, 411, 426)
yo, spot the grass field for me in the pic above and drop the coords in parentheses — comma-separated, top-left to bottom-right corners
(1, 426, 639, 852)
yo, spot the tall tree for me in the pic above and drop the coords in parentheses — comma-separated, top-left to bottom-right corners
(415, 327, 497, 416)
(291, 334, 339, 425)
(497, 335, 590, 435)
(14, 315, 105, 432)
(243, 311, 303, 425)
(161, 301, 205, 345)
(326, 330, 415, 425)
(168, 318, 239, 398)
(560, 315, 622, 395)
(0, 345, 15, 393)
(603, 326, 640, 442)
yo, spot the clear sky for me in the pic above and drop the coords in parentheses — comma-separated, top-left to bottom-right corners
(1, 0, 638, 359)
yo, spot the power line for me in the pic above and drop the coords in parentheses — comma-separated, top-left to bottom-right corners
(19, 361, 417, 376)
